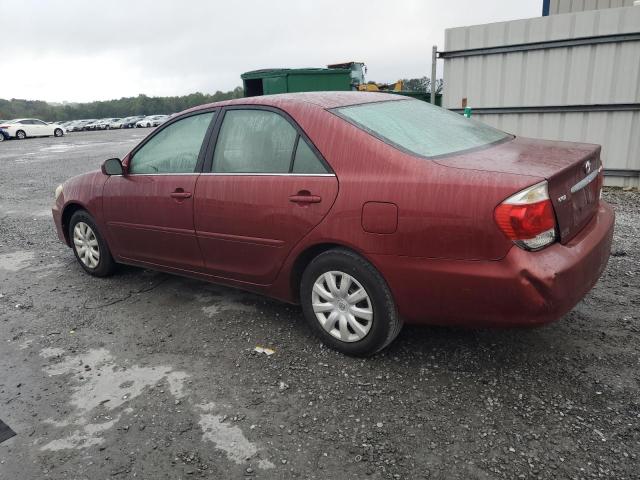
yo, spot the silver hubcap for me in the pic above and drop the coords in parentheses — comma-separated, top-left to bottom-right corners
(312, 271, 373, 343)
(73, 222, 100, 268)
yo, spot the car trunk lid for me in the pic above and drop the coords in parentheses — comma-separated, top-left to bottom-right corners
(434, 137, 603, 243)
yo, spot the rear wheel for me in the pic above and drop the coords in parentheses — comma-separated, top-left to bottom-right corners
(300, 248, 402, 356)
(68, 210, 116, 277)
(16, 130, 26, 140)
(54, 128, 63, 137)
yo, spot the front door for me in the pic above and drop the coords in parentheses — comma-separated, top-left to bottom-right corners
(194, 107, 338, 285)
(103, 111, 216, 271)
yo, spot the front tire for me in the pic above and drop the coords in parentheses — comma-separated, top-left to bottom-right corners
(16, 130, 26, 140)
(68, 210, 116, 277)
(300, 248, 402, 356)
(54, 128, 63, 137)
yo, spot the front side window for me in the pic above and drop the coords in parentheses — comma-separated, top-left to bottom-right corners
(213, 110, 297, 173)
(334, 99, 510, 158)
(130, 112, 214, 174)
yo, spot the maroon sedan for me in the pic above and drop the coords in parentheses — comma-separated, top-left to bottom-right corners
(52, 92, 614, 356)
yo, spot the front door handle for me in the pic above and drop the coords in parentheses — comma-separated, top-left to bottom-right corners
(289, 192, 321, 204)
(170, 189, 192, 199)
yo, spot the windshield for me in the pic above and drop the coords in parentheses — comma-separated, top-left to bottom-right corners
(334, 99, 510, 158)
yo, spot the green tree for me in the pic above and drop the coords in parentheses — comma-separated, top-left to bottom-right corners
(0, 88, 244, 122)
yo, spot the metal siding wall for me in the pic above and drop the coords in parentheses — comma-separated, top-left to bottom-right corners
(549, 0, 635, 15)
(443, 6, 640, 186)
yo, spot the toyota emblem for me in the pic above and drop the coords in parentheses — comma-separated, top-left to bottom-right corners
(584, 160, 592, 174)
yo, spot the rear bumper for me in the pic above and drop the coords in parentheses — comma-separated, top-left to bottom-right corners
(372, 201, 615, 327)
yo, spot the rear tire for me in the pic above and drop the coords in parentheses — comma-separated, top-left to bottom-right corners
(54, 128, 63, 137)
(300, 248, 402, 356)
(68, 210, 116, 277)
(16, 130, 26, 140)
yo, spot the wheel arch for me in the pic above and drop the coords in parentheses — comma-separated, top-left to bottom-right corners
(289, 242, 374, 302)
(60, 202, 88, 245)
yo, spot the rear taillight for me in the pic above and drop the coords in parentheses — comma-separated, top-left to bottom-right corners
(494, 181, 557, 251)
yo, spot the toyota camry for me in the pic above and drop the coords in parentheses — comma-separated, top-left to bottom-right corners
(52, 92, 614, 356)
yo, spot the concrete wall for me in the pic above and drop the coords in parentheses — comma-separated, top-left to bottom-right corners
(442, 5, 640, 187)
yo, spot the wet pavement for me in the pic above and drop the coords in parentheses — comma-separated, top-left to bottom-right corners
(1, 129, 639, 479)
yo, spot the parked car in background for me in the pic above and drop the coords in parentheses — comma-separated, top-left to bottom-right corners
(110, 116, 143, 129)
(51, 92, 614, 356)
(152, 115, 170, 127)
(109, 118, 127, 129)
(122, 116, 145, 128)
(0, 118, 64, 139)
(59, 121, 75, 132)
(85, 119, 109, 131)
(67, 119, 97, 132)
(94, 118, 121, 130)
(136, 115, 167, 128)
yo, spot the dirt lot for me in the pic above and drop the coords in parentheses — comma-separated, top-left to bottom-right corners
(0, 129, 638, 479)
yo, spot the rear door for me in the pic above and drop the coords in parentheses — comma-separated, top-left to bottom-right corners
(103, 110, 217, 270)
(32, 119, 52, 136)
(21, 120, 38, 136)
(194, 107, 338, 285)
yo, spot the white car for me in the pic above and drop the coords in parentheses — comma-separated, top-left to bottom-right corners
(0, 118, 65, 139)
(136, 115, 167, 128)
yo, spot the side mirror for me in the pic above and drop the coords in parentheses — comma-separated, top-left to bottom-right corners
(101, 158, 124, 176)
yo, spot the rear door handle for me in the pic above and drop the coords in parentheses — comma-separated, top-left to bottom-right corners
(289, 193, 321, 204)
(170, 189, 192, 199)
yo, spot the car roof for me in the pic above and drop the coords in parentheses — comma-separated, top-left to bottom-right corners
(186, 91, 406, 115)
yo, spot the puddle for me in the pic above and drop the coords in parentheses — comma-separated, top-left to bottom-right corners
(197, 292, 257, 318)
(197, 404, 274, 469)
(39, 347, 189, 450)
(39, 144, 74, 152)
(0, 251, 35, 272)
(201, 302, 256, 317)
(37, 347, 273, 469)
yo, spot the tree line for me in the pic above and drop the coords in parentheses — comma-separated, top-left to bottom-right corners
(0, 88, 244, 122)
(401, 77, 444, 94)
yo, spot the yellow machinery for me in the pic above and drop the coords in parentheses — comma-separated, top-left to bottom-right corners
(327, 62, 403, 92)
(357, 80, 404, 92)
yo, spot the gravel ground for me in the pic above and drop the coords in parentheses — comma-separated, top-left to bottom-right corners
(0, 129, 638, 479)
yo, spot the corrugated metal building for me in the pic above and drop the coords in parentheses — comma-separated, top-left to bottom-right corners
(441, 2, 640, 187)
(545, 0, 635, 15)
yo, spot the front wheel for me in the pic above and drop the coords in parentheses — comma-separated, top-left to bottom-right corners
(16, 130, 26, 140)
(68, 210, 116, 277)
(300, 248, 402, 356)
(54, 128, 63, 137)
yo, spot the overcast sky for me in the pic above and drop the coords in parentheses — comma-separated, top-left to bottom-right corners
(1, 0, 540, 103)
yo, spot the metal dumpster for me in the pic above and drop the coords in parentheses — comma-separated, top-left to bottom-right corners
(241, 68, 352, 97)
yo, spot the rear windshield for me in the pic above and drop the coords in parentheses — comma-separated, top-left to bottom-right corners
(334, 99, 510, 158)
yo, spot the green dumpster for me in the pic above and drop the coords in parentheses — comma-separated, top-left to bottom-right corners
(241, 68, 352, 97)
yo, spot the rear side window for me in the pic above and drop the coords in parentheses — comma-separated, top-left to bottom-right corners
(334, 99, 510, 158)
(213, 110, 297, 173)
(130, 112, 214, 174)
(292, 138, 328, 174)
